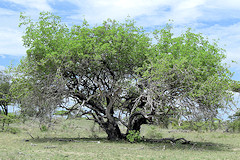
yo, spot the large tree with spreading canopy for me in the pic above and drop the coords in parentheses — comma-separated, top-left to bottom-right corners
(12, 12, 234, 140)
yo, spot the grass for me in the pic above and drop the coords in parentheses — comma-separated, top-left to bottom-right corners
(0, 118, 240, 160)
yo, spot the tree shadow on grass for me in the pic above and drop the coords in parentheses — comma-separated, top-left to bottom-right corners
(26, 137, 107, 143)
(25, 137, 233, 152)
(141, 139, 232, 152)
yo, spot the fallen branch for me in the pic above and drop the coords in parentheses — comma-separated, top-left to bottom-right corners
(144, 137, 192, 144)
(27, 132, 35, 139)
(58, 139, 100, 143)
(44, 146, 57, 149)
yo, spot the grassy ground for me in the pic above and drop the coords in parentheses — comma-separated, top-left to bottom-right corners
(0, 118, 240, 160)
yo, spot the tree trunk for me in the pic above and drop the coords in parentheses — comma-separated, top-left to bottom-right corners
(103, 96, 123, 140)
(102, 121, 123, 140)
(2, 105, 8, 116)
(127, 112, 149, 134)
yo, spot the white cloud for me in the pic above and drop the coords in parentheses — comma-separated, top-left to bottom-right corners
(0, 0, 53, 57)
(67, 0, 174, 24)
(167, 0, 205, 24)
(206, 0, 240, 10)
(0, 27, 26, 56)
(0, 7, 25, 56)
(63, 0, 239, 27)
(0, 7, 17, 16)
(65, 0, 215, 26)
(4, 0, 52, 11)
(0, 7, 26, 56)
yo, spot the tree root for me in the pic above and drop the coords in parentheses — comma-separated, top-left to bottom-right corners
(143, 137, 192, 145)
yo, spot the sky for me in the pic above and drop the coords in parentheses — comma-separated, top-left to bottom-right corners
(0, 0, 239, 116)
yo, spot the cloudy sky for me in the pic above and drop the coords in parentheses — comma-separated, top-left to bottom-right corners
(0, 0, 240, 81)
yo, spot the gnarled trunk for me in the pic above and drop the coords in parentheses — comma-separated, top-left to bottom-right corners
(127, 112, 150, 134)
(0, 105, 8, 116)
(102, 121, 123, 140)
(102, 96, 123, 140)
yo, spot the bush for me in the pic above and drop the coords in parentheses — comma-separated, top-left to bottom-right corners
(0, 113, 18, 131)
(126, 130, 141, 143)
(40, 125, 48, 132)
(228, 120, 240, 132)
(6, 127, 21, 134)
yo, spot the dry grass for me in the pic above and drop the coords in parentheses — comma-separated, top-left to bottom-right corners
(0, 118, 240, 160)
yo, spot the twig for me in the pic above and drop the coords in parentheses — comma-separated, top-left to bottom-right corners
(44, 146, 57, 149)
(27, 132, 35, 139)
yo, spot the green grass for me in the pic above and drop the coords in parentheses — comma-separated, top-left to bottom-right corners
(0, 118, 240, 160)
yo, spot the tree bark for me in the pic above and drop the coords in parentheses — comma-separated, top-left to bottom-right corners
(102, 96, 123, 140)
(102, 121, 123, 140)
(127, 112, 149, 133)
(0, 105, 8, 116)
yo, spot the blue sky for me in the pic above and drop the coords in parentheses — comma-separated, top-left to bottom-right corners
(0, 0, 239, 116)
(0, 0, 240, 78)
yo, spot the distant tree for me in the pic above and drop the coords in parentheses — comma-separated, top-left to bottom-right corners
(229, 110, 240, 121)
(228, 110, 240, 132)
(0, 70, 12, 116)
(13, 12, 234, 140)
(10, 64, 62, 127)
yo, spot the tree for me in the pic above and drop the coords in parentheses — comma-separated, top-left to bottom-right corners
(0, 70, 12, 116)
(13, 12, 234, 140)
(0, 70, 13, 131)
(228, 110, 240, 132)
(10, 59, 64, 127)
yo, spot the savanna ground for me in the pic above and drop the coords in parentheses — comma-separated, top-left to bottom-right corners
(0, 118, 240, 160)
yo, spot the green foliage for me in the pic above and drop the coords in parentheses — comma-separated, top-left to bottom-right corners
(126, 130, 141, 143)
(231, 80, 240, 93)
(228, 111, 240, 132)
(231, 111, 240, 120)
(17, 12, 149, 77)
(54, 110, 68, 116)
(228, 120, 240, 132)
(0, 113, 18, 131)
(40, 125, 48, 132)
(5, 127, 21, 134)
(138, 23, 233, 121)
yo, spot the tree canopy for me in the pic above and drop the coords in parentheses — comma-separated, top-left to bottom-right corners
(12, 12, 235, 140)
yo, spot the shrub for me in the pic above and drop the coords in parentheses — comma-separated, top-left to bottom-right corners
(7, 127, 21, 134)
(228, 120, 240, 132)
(0, 113, 18, 131)
(40, 125, 48, 132)
(126, 130, 141, 143)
